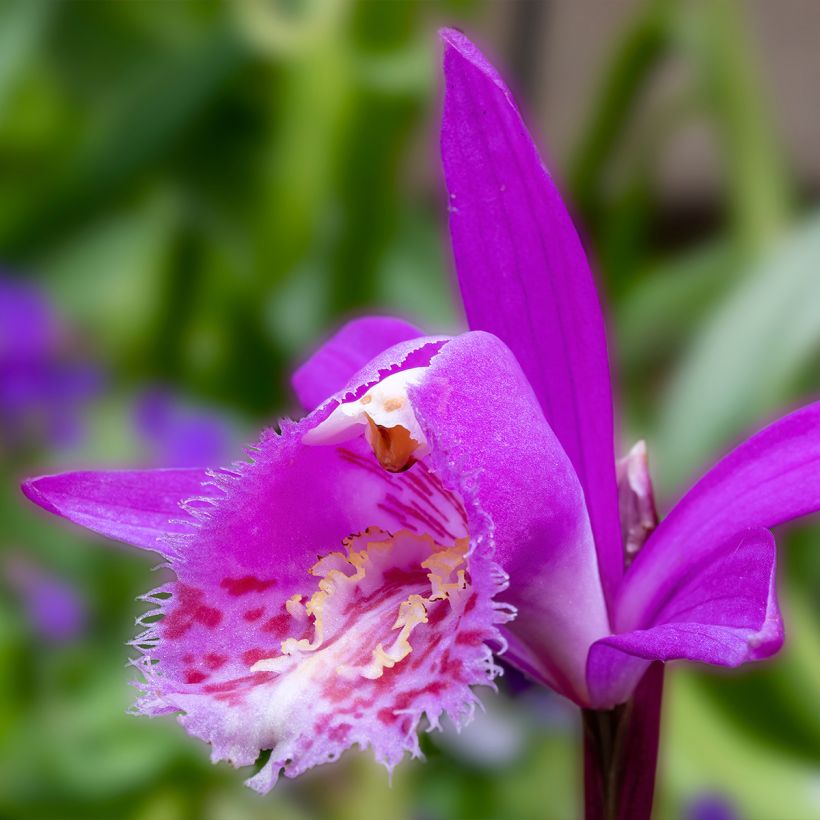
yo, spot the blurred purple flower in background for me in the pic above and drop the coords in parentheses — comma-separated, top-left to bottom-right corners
(17, 28, 820, 818)
(5, 555, 86, 643)
(0, 277, 100, 453)
(134, 388, 234, 469)
(686, 793, 741, 820)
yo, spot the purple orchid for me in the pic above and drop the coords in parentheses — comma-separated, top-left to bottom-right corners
(18, 29, 820, 816)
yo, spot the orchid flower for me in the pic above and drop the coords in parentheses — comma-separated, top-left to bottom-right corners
(20, 29, 820, 818)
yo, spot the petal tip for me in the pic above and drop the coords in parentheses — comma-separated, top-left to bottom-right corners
(439, 27, 510, 99)
(438, 26, 465, 47)
(20, 475, 60, 517)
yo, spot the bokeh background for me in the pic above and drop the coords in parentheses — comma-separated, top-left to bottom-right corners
(1, 1, 819, 818)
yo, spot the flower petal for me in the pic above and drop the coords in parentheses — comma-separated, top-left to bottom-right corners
(21, 469, 213, 554)
(410, 331, 610, 704)
(133, 335, 512, 789)
(618, 401, 820, 630)
(589, 527, 781, 707)
(136, 517, 507, 792)
(291, 316, 424, 410)
(439, 29, 622, 606)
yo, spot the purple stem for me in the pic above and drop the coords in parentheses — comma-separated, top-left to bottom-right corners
(582, 662, 665, 820)
(584, 444, 664, 818)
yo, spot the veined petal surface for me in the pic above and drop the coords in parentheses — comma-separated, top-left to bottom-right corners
(22, 469, 214, 554)
(409, 331, 609, 704)
(588, 528, 781, 708)
(440, 28, 622, 607)
(618, 401, 820, 631)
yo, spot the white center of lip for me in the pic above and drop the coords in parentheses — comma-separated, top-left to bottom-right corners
(303, 367, 429, 461)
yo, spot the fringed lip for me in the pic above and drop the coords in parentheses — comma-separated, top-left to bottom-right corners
(128, 467, 514, 792)
(122, 333, 528, 791)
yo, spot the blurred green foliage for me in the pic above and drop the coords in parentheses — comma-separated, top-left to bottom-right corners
(1, 1, 819, 818)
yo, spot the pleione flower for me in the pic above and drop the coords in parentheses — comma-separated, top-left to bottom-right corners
(21, 28, 820, 809)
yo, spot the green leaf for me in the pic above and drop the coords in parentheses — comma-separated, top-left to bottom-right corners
(36, 191, 180, 360)
(669, 0, 791, 249)
(5, 24, 244, 256)
(0, 0, 51, 117)
(659, 668, 820, 820)
(652, 213, 820, 494)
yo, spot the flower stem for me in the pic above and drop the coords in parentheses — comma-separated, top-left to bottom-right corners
(581, 662, 664, 820)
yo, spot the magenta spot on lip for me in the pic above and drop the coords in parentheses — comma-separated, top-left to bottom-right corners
(220, 576, 277, 596)
(242, 647, 276, 666)
(203, 670, 275, 694)
(204, 652, 227, 670)
(455, 629, 484, 646)
(327, 723, 351, 743)
(377, 708, 397, 725)
(163, 586, 223, 638)
(184, 669, 208, 684)
(262, 613, 292, 635)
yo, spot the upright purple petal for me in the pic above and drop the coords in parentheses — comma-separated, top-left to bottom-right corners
(292, 316, 424, 410)
(439, 29, 622, 606)
(618, 401, 820, 631)
(589, 527, 781, 707)
(21, 469, 214, 554)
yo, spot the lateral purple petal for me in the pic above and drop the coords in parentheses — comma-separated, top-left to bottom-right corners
(618, 401, 820, 630)
(21, 469, 214, 554)
(589, 528, 781, 707)
(439, 29, 622, 606)
(291, 316, 424, 410)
